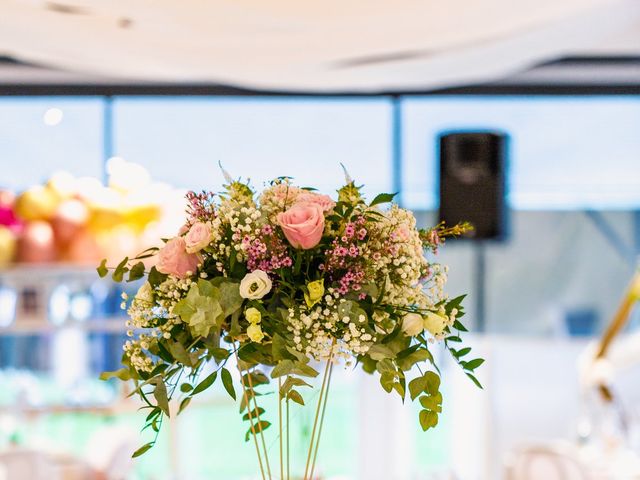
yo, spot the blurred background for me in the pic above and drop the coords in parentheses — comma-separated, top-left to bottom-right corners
(1, 1, 640, 479)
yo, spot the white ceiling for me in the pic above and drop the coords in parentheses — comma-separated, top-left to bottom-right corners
(0, 0, 639, 92)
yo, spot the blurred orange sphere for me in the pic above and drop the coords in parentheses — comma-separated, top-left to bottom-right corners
(17, 221, 57, 263)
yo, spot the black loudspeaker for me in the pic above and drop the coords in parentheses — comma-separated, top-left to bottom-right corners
(438, 131, 507, 240)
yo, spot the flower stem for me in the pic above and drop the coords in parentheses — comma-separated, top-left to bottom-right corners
(278, 377, 284, 480)
(286, 397, 290, 480)
(303, 348, 335, 480)
(309, 361, 334, 480)
(235, 352, 266, 480)
(245, 366, 273, 480)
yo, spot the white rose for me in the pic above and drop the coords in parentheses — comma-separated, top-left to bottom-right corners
(401, 313, 424, 337)
(424, 311, 448, 336)
(239, 270, 272, 300)
(135, 281, 155, 303)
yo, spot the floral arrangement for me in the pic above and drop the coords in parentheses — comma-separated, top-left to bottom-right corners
(99, 168, 482, 479)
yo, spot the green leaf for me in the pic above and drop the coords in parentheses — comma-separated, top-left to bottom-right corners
(242, 407, 266, 421)
(192, 371, 218, 396)
(127, 261, 146, 282)
(180, 383, 193, 393)
(271, 360, 319, 379)
(272, 334, 295, 361)
(243, 371, 269, 387)
(369, 192, 397, 207)
(178, 397, 192, 415)
(153, 378, 170, 417)
(396, 348, 432, 371)
(287, 389, 305, 406)
(96, 259, 108, 278)
(446, 335, 462, 343)
(148, 266, 167, 287)
(423, 371, 441, 395)
(392, 381, 405, 399)
(452, 320, 468, 332)
(271, 360, 295, 378)
(244, 421, 271, 442)
(216, 279, 244, 318)
(173, 282, 223, 338)
(367, 344, 395, 361)
(466, 372, 484, 389)
(167, 341, 193, 367)
(221, 368, 236, 400)
(99, 368, 131, 382)
(380, 371, 395, 393)
(419, 410, 438, 431)
(462, 358, 485, 371)
(419, 393, 442, 412)
(454, 347, 472, 358)
(280, 376, 312, 397)
(132, 442, 154, 458)
(408, 376, 427, 401)
(112, 257, 129, 282)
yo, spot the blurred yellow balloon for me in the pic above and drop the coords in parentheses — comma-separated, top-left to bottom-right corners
(14, 185, 60, 221)
(0, 226, 17, 267)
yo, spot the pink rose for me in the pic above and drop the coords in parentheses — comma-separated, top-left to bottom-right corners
(297, 192, 335, 212)
(277, 203, 325, 249)
(185, 222, 213, 253)
(156, 237, 201, 278)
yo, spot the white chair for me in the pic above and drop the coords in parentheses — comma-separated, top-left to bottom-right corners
(0, 449, 58, 480)
(505, 444, 592, 480)
(85, 424, 137, 480)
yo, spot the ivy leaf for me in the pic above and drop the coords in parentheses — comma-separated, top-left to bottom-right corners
(148, 266, 167, 288)
(380, 372, 395, 393)
(419, 410, 438, 431)
(112, 257, 129, 282)
(408, 376, 427, 401)
(172, 282, 223, 338)
(221, 368, 236, 400)
(419, 393, 443, 412)
(369, 192, 397, 207)
(216, 279, 244, 317)
(127, 261, 146, 282)
(367, 344, 395, 361)
(96, 259, 108, 278)
(396, 348, 432, 371)
(424, 371, 441, 395)
(192, 371, 218, 396)
(132, 442, 154, 458)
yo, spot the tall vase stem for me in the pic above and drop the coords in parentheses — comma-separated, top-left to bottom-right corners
(303, 346, 335, 480)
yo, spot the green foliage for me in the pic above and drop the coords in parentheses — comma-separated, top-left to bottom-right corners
(221, 367, 236, 400)
(369, 192, 397, 207)
(96, 259, 108, 278)
(127, 261, 146, 282)
(191, 371, 218, 396)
